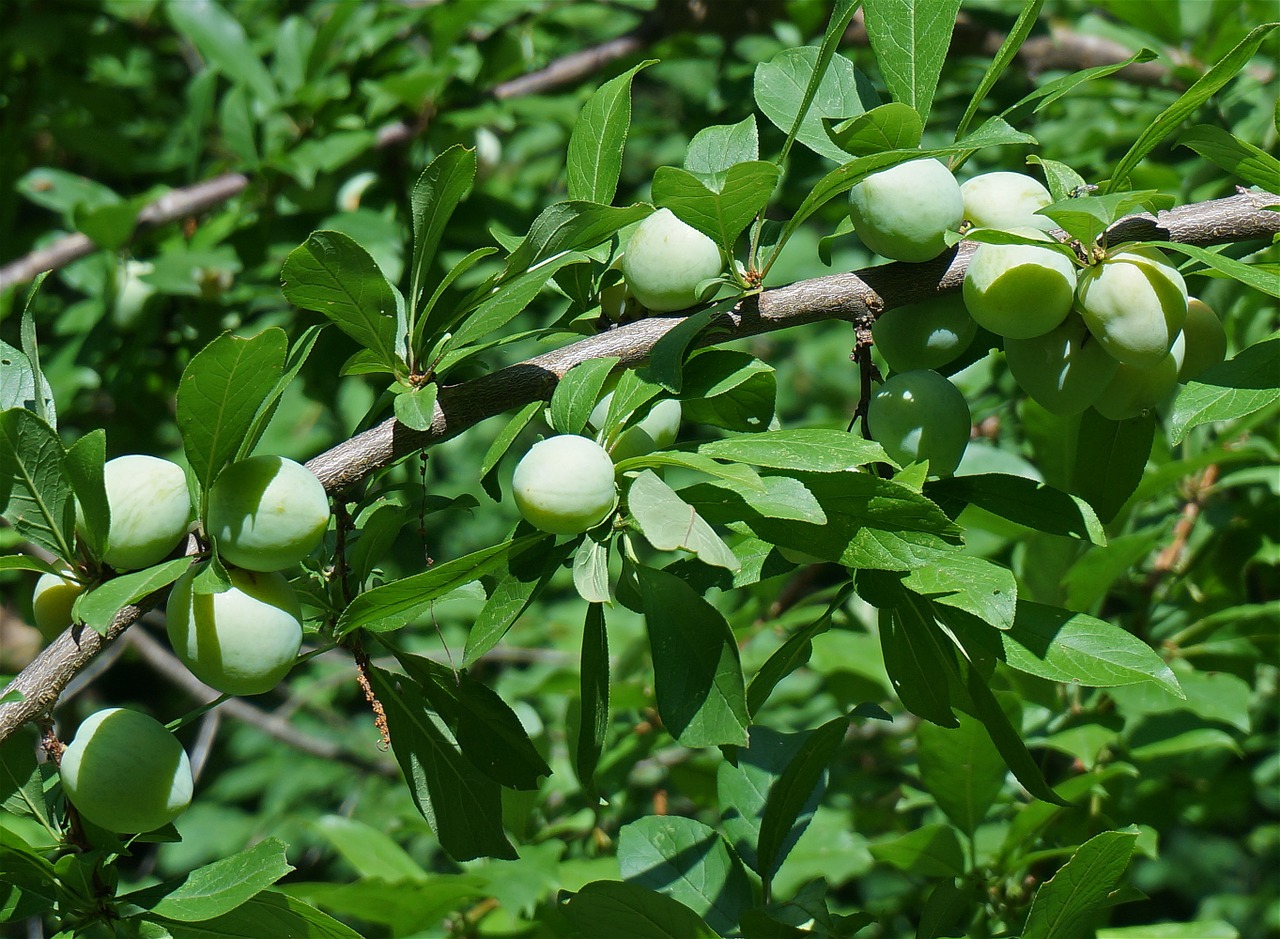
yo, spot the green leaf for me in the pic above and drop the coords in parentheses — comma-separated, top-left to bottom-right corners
(280, 876, 486, 936)
(0, 340, 54, 419)
(870, 584, 958, 727)
(755, 47, 876, 164)
(1027, 156, 1088, 204)
(314, 816, 427, 883)
(863, 0, 962, 124)
(868, 823, 966, 878)
(393, 383, 438, 432)
(502, 201, 650, 282)
(903, 555, 1017, 630)
(1176, 125, 1280, 191)
(177, 329, 287, 491)
(1097, 923, 1239, 939)
(551, 357, 619, 436)
(19, 279, 54, 429)
(417, 247, 500, 343)
(1105, 23, 1279, 192)
(572, 530, 611, 604)
(149, 889, 362, 939)
(699, 428, 887, 472)
(917, 711, 1006, 835)
(0, 840, 59, 924)
(409, 145, 477, 332)
(119, 838, 292, 922)
(1160, 242, 1280, 299)
(1071, 410, 1155, 522)
(1039, 190, 1171, 247)
(575, 603, 609, 792)
(825, 102, 923, 155)
(926, 473, 1107, 545)
(961, 666, 1068, 806)
(0, 554, 61, 576)
(628, 470, 740, 571)
(1022, 829, 1140, 938)
(1002, 601, 1183, 696)
(562, 881, 718, 939)
(336, 538, 531, 636)
(676, 349, 777, 431)
(74, 558, 193, 636)
(619, 817, 752, 935)
(686, 116, 761, 183)
(235, 325, 324, 463)
(463, 536, 566, 664)
(165, 0, 279, 107)
(636, 565, 749, 747)
(0, 408, 75, 562)
(758, 714, 849, 892)
(367, 666, 516, 861)
(479, 401, 542, 502)
(567, 60, 655, 204)
(1170, 337, 1279, 443)
(1, 727, 54, 830)
(747, 586, 851, 716)
(63, 430, 108, 559)
(449, 252, 584, 349)
(652, 161, 780, 254)
(281, 230, 404, 371)
(953, 0, 1045, 141)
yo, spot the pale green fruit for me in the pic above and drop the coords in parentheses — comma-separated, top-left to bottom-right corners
(32, 571, 85, 640)
(848, 159, 964, 262)
(873, 293, 977, 373)
(95, 455, 192, 571)
(621, 209, 723, 312)
(867, 369, 971, 476)
(1004, 313, 1120, 415)
(59, 708, 193, 833)
(512, 435, 618, 535)
(962, 233, 1077, 339)
(600, 255, 641, 322)
(590, 393, 683, 462)
(474, 127, 502, 181)
(1077, 246, 1188, 367)
(207, 456, 330, 572)
(1177, 298, 1227, 381)
(167, 567, 303, 696)
(1092, 336, 1184, 421)
(113, 259, 156, 329)
(960, 172, 1053, 230)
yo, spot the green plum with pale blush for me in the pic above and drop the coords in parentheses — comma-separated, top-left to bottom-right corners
(1077, 246, 1187, 367)
(512, 435, 618, 535)
(1177, 298, 1227, 381)
(167, 567, 303, 696)
(873, 293, 977, 373)
(1004, 313, 1120, 415)
(89, 455, 192, 571)
(59, 708, 193, 833)
(1092, 334, 1184, 421)
(867, 369, 971, 476)
(848, 159, 964, 263)
(589, 393, 683, 462)
(621, 209, 723, 313)
(960, 171, 1053, 230)
(207, 455, 330, 572)
(31, 571, 85, 640)
(962, 232, 1077, 339)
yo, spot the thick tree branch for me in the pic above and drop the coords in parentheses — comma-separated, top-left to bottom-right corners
(2, 190, 1274, 743)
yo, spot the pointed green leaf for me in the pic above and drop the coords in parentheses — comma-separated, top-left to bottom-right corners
(1176, 124, 1280, 191)
(628, 470, 740, 571)
(1170, 337, 1279, 443)
(755, 47, 876, 164)
(927, 473, 1106, 545)
(562, 881, 717, 939)
(567, 60, 656, 204)
(652, 162, 780, 255)
(686, 116, 761, 183)
(962, 666, 1068, 805)
(917, 711, 1006, 835)
(953, 0, 1045, 141)
(1071, 410, 1155, 522)
(699, 429, 887, 473)
(149, 889, 362, 939)
(235, 324, 325, 462)
(74, 558, 193, 636)
(551, 356, 619, 436)
(0, 408, 75, 562)
(409, 145, 477, 326)
(63, 430, 108, 559)
(863, 0, 962, 123)
(393, 383, 438, 432)
(1022, 829, 1140, 938)
(166, 0, 279, 106)
(826, 102, 923, 155)
(120, 838, 292, 922)
(575, 603, 609, 791)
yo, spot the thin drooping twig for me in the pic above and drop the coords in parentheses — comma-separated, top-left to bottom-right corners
(0, 190, 1276, 743)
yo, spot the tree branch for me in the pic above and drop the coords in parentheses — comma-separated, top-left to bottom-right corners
(1, 190, 1276, 743)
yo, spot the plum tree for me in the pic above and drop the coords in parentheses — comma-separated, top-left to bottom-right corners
(867, 369, 972, 476)
(207, 455, 330, 572)
(960, 171, 1053, 230)
(31, 571, 85, 640)
(1077, 246, 1188, 366)
(872, 294, 978, 373)
(848, 158, 964, 262)
(590, 393, 683, 462)
(621, 208, 723, 312)
(1004, 313, 1120, 415)
(166, 567, 303, 696)
(1092, 341, 1183, 421)
(93, 455, 193, 571)
(1177, 298, 1227, 381)
(58, 708, 193, 833)
(512, 435, 618, 535)
(962, 232, 1078, 339)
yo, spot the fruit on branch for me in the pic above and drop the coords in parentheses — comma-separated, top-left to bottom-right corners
(59, 708, 193, 833)
(960, 171, 1053, 230)
(589, 393, 683, 462)
(873, 294, 978, 373)
(1177, 298, 1227, 381)
(621, 208, 723, 312)
(1076, 246, 1188, 367)
(848, 158, 964, 262)
(512, 434, 618, 535)
(113, 259, 156, 330)
(91, 455, 193, 571)
(1091, 338, 1184, 421)
(962, 231, 1078, 339)
(166, 567, 304, 696)
(31, 570, 85, 640)
(207, 455, 330, 572)
(1004, 313, 1120, 415)
(600, 255, 641, 322)
(867, 369, 972, 476)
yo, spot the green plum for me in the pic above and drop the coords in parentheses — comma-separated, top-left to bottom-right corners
(94, 455, 193, 571)
(873, 293, 977, 373)
(960, 171, 1053, 230)
(167, 567, 303, 696)
(207, 455, 330, 572)
(59, 708, 193, 833)
(31, 570, 85, 640)
(621, 209, 723, 312)
(867, 369, 971, 476)
(512, 435, 618, 535)
(1092, 343, 1183, 421)
(1077, 246, 1188, 367)
(848, 159, 964, 262)
(1004, 312, 1120, 415)
(962, 232, 1078, 339)
(589, 393, 683, 462)
(1177, 298, 1227, 381)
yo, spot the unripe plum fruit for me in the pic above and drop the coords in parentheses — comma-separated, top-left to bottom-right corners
(1177, 298, 1227, 381)
(93, 455, 193, 571)
(867, 369, 971, 476)
(873, 294, 977, 373)
(166, 567, 303, 696)
(31, 571, 85, 640)
(512, 435, 618, 535)
(59, 708, 193, 833)
(960, 172, 1053, 230)
(1091, 338, 1183, 421)
(589, 393, 683, 462)
(1004, 313, 1120, 415)
(621, 209, 723, 313)
(962, 232, 1077, 339)
(207, 455, 330, 572)
(1076, 246, 1188, 367)
(848, 159, 964, 262)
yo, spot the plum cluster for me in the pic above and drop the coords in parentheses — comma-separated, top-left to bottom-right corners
(849, 164, 1226, 472)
